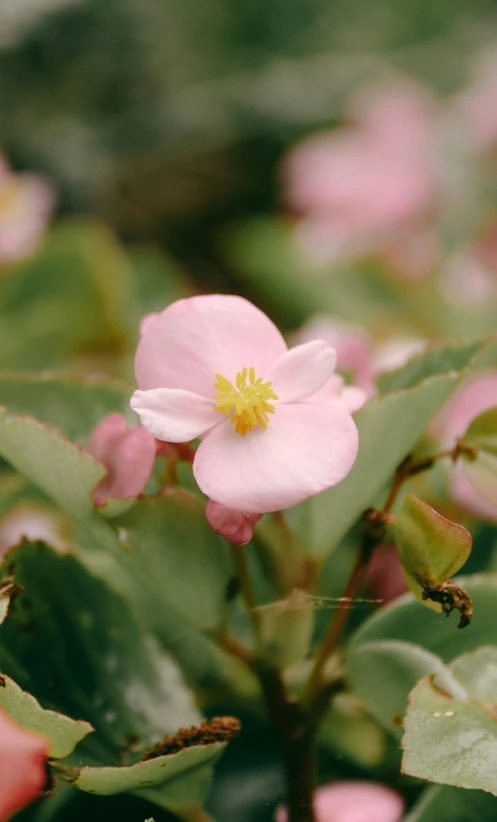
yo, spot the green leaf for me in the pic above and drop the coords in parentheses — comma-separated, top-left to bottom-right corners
(450, 646, 497, 704)
(404, 785, 497, 822)
(68, 742, 226, 816)
(0, 408, 104, 520)
(0, 542, 201, 765)
(401, 669, 497, 794)
(293, 334, 497, 559)
(346, 639, 464, 740)
(292, 375, 468, 558)
(377, 341, 484, 395)
(0, 674, 93, 759)
(348, 574, 497, 663)
(394, 494, 472, 586)
(0, 219, 134, 372)
(461, 407, 497, 455)
(111, 490, 233, 632)
(318, 692, 388, 768)
(461, 407, 497, 507)
(0, 372, 133, 442)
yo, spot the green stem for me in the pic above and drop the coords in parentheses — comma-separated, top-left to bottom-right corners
(229, 542, 264, 654)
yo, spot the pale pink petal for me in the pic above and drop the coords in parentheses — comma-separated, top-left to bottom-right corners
(268, 341, 337, 403)
(135, 295, 287, 398)
(139, 312, 160, 336)
(193, 403, 358, 513)
(306, 375, 367, 412)
(87, 413, 156, 507)
(276, 781, 404, 822)
(0, 708, 49, 821)
(451, 461, 497, 523)
(205, 500, 262, 546)
(334, 385, 368, 412)
(131, 388, 220, 443)
(295, 317, 375, 394)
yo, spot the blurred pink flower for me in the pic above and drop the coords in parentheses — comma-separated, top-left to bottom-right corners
(205, 500, 262, 546)
(431, 372, 497, 521)
(295, 317, 374, 396)
(276, 781, 404, 822)
(87, 413, 156, 507)
(0, 155, 54, 265)
(131, 295, 359, 513)
(0, 708, 49, 821)
(457, 53, 497, 151)
(295, 317, 426, 400)
(283, 83, 437, 270)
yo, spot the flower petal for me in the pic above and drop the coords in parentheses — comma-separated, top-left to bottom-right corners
(268, 341, 337, 403)
(0, 708, 49, 820)
(131, 388, 220, 442)
(135, 295, 287, 398)
(193, 402, 358, 513)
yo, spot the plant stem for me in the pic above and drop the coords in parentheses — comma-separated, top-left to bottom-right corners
(229, 543, 264, 654)
(284, 731, 317, 822)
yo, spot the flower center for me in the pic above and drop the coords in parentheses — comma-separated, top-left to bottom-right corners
(214, 367, 278, 437)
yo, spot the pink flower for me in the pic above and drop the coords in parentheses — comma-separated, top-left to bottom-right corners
(205, 500, 262, 546)
(0, 155, 54, 265)
(131, 295, 359, 513)
(0, 708, 49, 821)
(283, 83, 437, 268)
(86, 413, 157, 507)
(275, 781, 404, 822)
(294, 317, 374, 396)
(431, 372, 497, 521)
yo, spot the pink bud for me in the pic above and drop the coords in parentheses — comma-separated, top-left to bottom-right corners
(205, 500, 261, 546)
(0, 708, 49, 821)
(367, 543, 407, 605)
(276, 782, 404, 822)
(87, 413, 156, 507)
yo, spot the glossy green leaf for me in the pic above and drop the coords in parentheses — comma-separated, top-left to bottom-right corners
(0, 674, 93, 759)
(0, 542, 200, 765)
(346, 639, 464, 740)
(394, 494, 472, 587)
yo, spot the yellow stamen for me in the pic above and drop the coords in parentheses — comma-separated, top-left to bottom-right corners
(214, 366, 278, 436)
